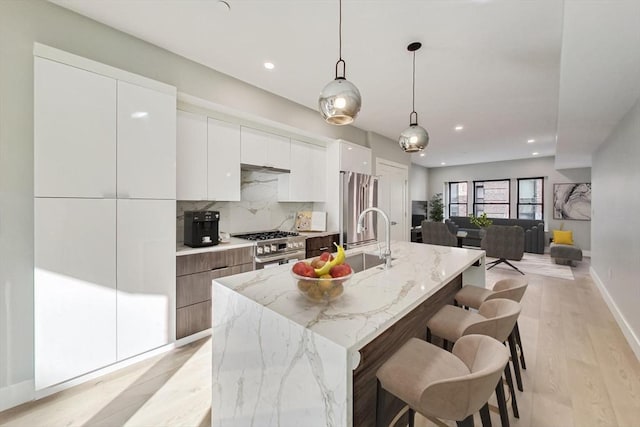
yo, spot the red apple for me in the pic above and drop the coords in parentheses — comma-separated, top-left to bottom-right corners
(292, 261, 309, 276)
(300, 263, 318, 278)
(310, 258, 326, 269)
(319, 252, 334, 262)
(330, 263, 352, 278)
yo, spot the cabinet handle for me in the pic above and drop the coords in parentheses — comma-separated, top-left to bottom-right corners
(319, 246, 329, 251)
(211, 265, 229, 271)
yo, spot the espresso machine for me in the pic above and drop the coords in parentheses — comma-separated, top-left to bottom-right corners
(184, 211, 220, 247)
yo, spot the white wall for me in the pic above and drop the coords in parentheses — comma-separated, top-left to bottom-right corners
(427, 157, 591, 250)
(0, 0, 373, 408)
(591, 96, 640, 358)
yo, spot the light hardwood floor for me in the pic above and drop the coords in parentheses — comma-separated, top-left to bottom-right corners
(1, 256, 639, 427)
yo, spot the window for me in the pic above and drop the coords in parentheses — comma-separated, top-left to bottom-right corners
(517, 177, 544, 220)
(473, 179, 510, 218)
(448, 181, 468, 217)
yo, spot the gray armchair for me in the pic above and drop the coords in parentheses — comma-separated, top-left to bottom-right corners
(421, 220, 458, 247)
(481, 225, 525, 274)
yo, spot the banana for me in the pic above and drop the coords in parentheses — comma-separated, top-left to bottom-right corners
(313, 243, 346, 276)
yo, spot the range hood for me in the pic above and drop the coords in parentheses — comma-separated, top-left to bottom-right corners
(241, 163, 290, 174)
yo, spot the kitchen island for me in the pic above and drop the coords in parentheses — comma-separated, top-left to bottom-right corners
(212, 241, 485, 427)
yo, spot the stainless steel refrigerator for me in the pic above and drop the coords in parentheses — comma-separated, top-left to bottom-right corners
(340, 171, 378, 249)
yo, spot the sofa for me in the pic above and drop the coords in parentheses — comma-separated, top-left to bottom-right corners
(446, 216, 545, 254)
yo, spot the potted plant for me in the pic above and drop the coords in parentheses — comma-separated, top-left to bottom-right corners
(469, 212, 492, 238)
(429, 193, 444, 222)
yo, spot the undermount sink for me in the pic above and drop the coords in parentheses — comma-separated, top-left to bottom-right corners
(344, 252, 385, 273)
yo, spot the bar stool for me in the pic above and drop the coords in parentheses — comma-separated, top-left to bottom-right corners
(376, 334, 509, 427)
(426, 298, 522, 427)
(455, 278, 528, 389)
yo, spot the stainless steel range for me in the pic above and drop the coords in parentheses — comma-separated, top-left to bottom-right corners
(233, 230, 306, 269)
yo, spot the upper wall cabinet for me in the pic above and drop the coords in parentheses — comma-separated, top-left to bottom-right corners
(34, 57, 117, 198)
(176, 110, 208, 200)
(117, 81, 176, 200)
(208, 118, 241, 201)
(340, 140, 372, 175)
(240, 127, 290, 171)
(278, 140, 326, 202)
(176, 111, 240, 201)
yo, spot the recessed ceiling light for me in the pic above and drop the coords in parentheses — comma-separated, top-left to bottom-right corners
(263, 62, 275, 70)
(532, 152, 539, 156)
(454, 125, 464, 131)
(419, 153, 425, 157)
(441, 162, 446, 165)
(527, 139, 535, 143)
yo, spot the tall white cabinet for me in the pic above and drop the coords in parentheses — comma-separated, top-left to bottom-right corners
(34, 45, 177, 389)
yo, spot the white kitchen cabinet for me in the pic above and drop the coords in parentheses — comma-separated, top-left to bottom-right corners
(117, 81, 176, 200)
(208, 118, 241, 201)
(35, 198, 117, 389)
(340, 140, 371, 175)
(116, 199, 176, 360)
(34, 57, 117, 198)
(278, 140, 326, 202)
(176, 110, 208, 200)
(240, 127, 290, 170)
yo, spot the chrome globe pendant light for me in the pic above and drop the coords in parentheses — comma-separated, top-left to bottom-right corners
(399, 42, 429, 152)
(318, 0, 361, 125)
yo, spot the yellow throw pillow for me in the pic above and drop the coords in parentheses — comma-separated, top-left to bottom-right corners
(553, 230, 574, 245)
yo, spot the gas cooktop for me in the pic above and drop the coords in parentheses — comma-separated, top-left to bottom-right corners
(233, 230, 300, 241)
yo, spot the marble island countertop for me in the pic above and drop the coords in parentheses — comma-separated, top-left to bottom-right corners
(212, 241, 484, 352)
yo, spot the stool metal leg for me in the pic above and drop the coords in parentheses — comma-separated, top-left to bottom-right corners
(426, 327, 432, 343)
(507, 332, 524, 392)
(376, 379, 385, 427)
(514, 321, 526, 370)
(479, 402, 492, 427)
(443, 339, 450, 351)
(408, 408, 415, 427)
(503, 364, 519, 419)
(495, 377, 510, 427)
(457, 414, 475, 427)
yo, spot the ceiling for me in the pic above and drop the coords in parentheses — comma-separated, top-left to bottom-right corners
(50, 0, 640, 169)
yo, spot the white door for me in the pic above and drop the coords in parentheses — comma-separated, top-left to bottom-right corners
(117, 81, 176, 200)
(34, 57, 117, 198)
(35, 198, 117, 389)
(177, 110, 208, 200)
(208, 118, 241, 201)
(116, 199, 176, 360)
(376, 159, 409, 242)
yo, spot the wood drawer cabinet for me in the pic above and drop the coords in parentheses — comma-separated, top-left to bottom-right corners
(305, 233, 340, 258)
(176, 246, 253, 339)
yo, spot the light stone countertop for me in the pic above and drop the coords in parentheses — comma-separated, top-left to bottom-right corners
(176, 238, 255, 256)
(212, 241, 484, 351)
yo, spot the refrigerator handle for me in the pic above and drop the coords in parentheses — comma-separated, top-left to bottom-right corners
(339, 171, 345, 247)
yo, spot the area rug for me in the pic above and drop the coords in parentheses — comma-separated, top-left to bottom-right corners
(486, 252, 574, 281)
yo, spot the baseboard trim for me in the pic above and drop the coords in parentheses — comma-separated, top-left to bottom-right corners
(0, 379, 34, 412)
(590, 266, 640, 361)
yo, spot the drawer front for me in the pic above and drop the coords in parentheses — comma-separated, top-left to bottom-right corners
(306, 234, 339, 258)
(176, 301, 211, 339)
(176, 246, 254, 276)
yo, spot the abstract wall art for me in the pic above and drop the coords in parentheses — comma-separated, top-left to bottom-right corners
(553, 183, 591, 220)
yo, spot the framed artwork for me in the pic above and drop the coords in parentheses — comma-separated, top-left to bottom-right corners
(553, 183, 591, 220)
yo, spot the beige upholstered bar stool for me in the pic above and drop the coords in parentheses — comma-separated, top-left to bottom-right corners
(376, 334, 509, 427)
(454, 278, 528, 391)
(426, 298, 522, 426)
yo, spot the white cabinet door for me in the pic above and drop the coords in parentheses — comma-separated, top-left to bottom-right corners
(208, 118, 241, 201)
(116, 199, 176, 360)
(35, 198, 117, 389)
(340, 141, 371, 175)
(177, 110, 208, 200)
(117, 81, 176, 200)
(34, 57, 116, 198)
(241, 127, 290, 170)
(281, 140, 326, 202)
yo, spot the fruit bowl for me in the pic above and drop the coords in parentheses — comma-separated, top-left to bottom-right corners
(291, 270, 353, 303)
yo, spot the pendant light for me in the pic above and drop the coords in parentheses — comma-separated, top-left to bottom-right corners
(399, 42, 429, 152)
(318, 0, 361, 125)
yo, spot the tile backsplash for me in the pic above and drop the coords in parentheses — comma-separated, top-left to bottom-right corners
(177, 170, 315, 243)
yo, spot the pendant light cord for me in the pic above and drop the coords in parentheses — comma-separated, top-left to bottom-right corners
(412, 50, 416, 114)
(339, 0, 342, 61)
